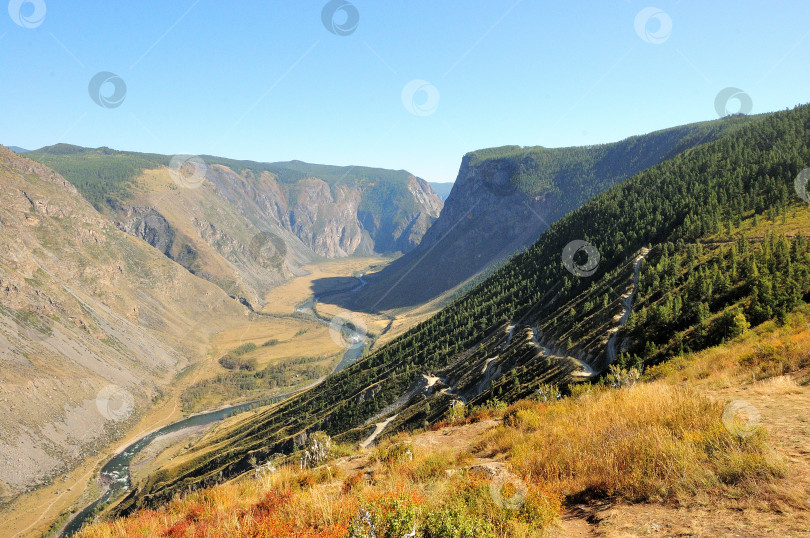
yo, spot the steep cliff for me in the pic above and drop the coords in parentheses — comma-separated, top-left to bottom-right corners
(25, 147, 443, 308)
(339, 116, 755, 311)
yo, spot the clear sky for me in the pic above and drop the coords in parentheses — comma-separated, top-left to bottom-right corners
(2, 0, 809, 182)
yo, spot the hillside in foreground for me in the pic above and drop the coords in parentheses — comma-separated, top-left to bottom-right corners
(78, 304, 810, 536)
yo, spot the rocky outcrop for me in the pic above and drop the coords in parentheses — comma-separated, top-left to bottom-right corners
(116, 206, 175, 256)
(338, 155, 555, 311)
(287, 179, 369, 258)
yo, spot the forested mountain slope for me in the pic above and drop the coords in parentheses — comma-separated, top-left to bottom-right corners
(116, 104, 810, 514)
(25, 146, 442, 308)
(339, 116, 755, 311)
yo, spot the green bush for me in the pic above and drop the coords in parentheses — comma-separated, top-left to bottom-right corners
(422, 506, 496, 538)
(230, 342, 258, 356)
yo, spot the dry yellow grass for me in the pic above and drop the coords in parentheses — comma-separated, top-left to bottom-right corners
(704, 203, 810, 243)
(260, 256, 447, 350)
(645, 305, 810, 388)
(75, 292, 810, 537)
(477, 383, 785, 505)
(79, 442, 561, 537)
(260, 257, 388, 316)
(213, 316, 341, 370)
(78, 310, 810, 537)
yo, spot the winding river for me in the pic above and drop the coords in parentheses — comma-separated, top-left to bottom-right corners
(61, 275, 370, 536)
(61, 399, 276, 537)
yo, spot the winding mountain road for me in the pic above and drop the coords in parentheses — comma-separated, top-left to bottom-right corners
(529, 327, 595, 378)
(605, 248, 650, 364)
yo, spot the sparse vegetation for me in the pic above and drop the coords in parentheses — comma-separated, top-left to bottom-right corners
(478, 383, 783, 503)
(78, 436, 560, 538)
(181, 355, 331, 412)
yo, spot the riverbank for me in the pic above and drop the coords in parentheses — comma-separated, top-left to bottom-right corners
(58, 261, 389, 536)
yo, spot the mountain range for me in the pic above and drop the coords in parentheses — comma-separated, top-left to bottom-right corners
(24, 146, 443, 309)
(0, 146, 246, 503)
(335, 116, 756, 312)
(4, 104, 810, 533)
(111, 103, 810, 513)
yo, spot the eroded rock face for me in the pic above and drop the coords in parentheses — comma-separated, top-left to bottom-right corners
(21, 148, 444, 308)
(280, 174, 442, 258)
(341, 155, 551, 311)
(116, 206, 175, 255)
(288, 179, 367, 258)
(0, 147, 246, 501)
(415, 155, 549, 270)
(104, 163, 442, 307)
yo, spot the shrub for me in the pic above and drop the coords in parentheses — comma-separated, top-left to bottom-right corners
(423, 506, 496, 538)
(350, 490, 422, 538)
(371, 442, 415, 466)
(445, 401, 467, 425)
(218, 355, 257, 371)
(231, 342, 258, 356)
(298, 431, 332, 470)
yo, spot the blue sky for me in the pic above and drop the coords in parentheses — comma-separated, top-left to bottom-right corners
(2, 1, 809, 182)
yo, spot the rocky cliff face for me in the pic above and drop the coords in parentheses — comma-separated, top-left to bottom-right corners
(342, 155, 551, 311)
(0, 147, 246, 503)
(25, 148, 443, 308)
(286, 178, 369, 258)
(339, 117, 753, 311)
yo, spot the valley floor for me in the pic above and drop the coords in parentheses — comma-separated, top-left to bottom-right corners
(1, 255, 442, 538)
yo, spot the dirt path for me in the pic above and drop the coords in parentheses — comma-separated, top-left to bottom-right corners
(359, 415, 397, 449)
(605, 248, 649, 364)
(529, 327, 595, 378)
